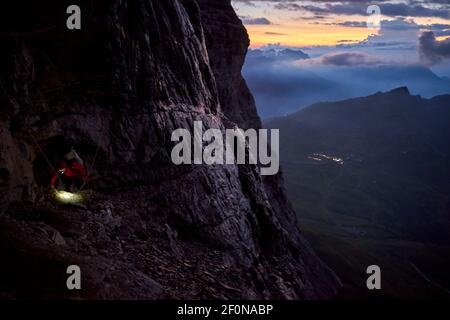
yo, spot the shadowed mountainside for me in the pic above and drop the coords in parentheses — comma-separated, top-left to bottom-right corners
(266, 88, 450, 298)
(0, 0, 340, 299)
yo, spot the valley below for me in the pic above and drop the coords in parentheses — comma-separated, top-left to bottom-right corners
(266, 88, 450, 298)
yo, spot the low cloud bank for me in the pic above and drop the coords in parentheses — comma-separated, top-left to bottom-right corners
(419, 31, 450, 65)
(243, 47, 450, 118)
(317, 52, 382, 66)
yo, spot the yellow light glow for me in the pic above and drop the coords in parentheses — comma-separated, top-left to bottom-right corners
(245, 23, 375, 47)
(437, 36, 450, 42)
(241, 15, 450, 48)
(54, 190, 83, 204)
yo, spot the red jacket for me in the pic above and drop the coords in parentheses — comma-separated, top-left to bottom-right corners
(51, 160, 87, 188)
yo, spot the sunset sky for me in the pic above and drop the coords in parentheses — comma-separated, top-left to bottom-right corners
(232, 1, 450, 118)
(232, 0, 450, 47)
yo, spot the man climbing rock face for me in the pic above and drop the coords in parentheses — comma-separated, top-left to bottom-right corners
(51, 147, 87, 193)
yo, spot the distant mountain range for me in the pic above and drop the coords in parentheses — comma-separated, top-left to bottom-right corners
(244, 48, 450, 118)
(246, 48, 310, 64)
(266, 88, 450, 298)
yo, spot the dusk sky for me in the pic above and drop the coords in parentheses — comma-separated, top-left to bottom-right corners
(232, 1, 450, 118)
(232, 0, 450, 68)
(232, 0, 450, 47)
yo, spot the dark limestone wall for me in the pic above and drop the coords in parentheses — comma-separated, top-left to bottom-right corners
(198, 0, 261, 130)
(0, 0, 340, 299)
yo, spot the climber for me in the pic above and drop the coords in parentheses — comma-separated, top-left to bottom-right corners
(51, 147, 87, 193)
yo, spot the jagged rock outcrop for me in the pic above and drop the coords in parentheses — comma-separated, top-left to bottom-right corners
(0, 0, 340, 299)
(198, 0, 261, 130)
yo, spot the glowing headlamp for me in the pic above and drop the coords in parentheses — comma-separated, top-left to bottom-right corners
(54, 190, 83, 204)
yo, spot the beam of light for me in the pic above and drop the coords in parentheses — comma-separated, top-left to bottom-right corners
(54, 190, 83, 204)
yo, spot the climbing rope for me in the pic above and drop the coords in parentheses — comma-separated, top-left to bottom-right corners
(26, 127, 59, 174)
(0, 81, 65, 186)
(0, 22, 102, 193)
(0, 25, 56, 37)
(79, 142, 101, 191)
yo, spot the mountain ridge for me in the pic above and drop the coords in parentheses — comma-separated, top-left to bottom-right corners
(271, 86, 450, 121)
(265, 87, 450, 297)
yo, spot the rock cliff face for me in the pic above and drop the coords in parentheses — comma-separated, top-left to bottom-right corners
(0, 0, 340, 299)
